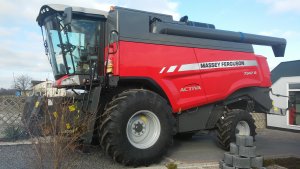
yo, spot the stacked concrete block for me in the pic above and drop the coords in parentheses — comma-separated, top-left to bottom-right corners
(219, 135, 264, 169)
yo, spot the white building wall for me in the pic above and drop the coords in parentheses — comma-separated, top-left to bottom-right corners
(32, 81, 67, 97)
(268, 76, 300, 130)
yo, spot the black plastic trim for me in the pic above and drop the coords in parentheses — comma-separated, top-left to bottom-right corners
(37, 5, 106, 26)
(108, 76, 119, 87)
(151, 21, 286, 57)
(109, 7, 254, 53)
(120, 35, 254, 53)
(177, 87, 272, 132)
(177, 104, 213, 132)
(226, 87, 272, 113)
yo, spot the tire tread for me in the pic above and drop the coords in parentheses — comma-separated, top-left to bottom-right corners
(99, 89, 175, 166)
(216, 109, 256, 150)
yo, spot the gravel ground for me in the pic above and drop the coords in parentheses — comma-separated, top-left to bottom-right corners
(1, 129, 299, 169)
(0, 144, 127, 169)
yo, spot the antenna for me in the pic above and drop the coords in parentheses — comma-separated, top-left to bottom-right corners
(13, 72, 16, 89)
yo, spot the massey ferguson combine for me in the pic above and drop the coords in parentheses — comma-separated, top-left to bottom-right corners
(36, 4, 286, 166)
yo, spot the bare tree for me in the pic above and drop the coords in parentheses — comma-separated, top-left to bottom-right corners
(14, 74, 32, 91)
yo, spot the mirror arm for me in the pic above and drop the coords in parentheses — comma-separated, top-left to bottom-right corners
(270, 89, 289, 98)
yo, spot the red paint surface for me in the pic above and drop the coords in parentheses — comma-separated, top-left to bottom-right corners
(113, 41, 271, 112)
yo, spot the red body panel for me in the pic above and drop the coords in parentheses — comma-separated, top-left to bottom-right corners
(112, 41, 271, 112)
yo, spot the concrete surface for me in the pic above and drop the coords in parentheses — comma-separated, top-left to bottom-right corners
(0, 144, 127, 169)
(166, 129, 300, 164)
(0, 129, 299, 169)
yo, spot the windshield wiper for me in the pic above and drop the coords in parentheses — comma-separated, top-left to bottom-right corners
(58, 42, 76, 54)
(55, 15, 76, 73)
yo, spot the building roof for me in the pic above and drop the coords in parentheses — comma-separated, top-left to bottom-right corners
(31, 80, 45, 86)
(271, 60, 300, 83)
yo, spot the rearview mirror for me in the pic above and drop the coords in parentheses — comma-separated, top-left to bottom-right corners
(63, 7, 72, 25)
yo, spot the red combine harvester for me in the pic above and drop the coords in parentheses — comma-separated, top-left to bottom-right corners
(36, 4, 286, 166)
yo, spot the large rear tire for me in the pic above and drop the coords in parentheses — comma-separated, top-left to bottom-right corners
(215, 109, 256, 150)
(99, 89, 175, 166)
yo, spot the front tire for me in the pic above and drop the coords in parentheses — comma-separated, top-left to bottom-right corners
(99, 89, 175, 166)
(215, 109, 256, 150)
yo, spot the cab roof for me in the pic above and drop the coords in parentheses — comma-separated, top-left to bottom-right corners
(37, 4, 108, 26)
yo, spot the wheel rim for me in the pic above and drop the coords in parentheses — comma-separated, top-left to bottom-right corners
(235, 121, 250, 135)
(126, 110, 161, 149)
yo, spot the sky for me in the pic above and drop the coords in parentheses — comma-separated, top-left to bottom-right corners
(0, 0, 299, 88)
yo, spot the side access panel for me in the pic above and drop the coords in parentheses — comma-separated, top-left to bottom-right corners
(177, 104, 213, 132)
(193, 48, 262, 103)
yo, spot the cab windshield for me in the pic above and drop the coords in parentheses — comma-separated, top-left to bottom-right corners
(43, 14, 102, 79)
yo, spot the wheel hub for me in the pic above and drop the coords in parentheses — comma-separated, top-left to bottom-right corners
(126, 110, 161, 149)
(132, 120, 146, 136)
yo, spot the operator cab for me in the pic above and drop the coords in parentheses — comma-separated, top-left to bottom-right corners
(36, 4, 107, 88)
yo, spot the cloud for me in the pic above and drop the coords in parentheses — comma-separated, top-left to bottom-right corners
(0, 0, 112, 22)
(255, 28, 300, 70)
(258, 0, 300, 14)
(117, 0, 180, 19)
(0, 0, 180, 88)
(0, 27, 20, 36)
(258, 29, 300, 39)
(0, 26, 52, 88)
(0, 39, 51, 72)
(0, 31, 52, 88)
(0, 0, 180, 22)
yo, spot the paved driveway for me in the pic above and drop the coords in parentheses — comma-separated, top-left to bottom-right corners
(163, 129, 300, 167)
(0, 129, 299, 169)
